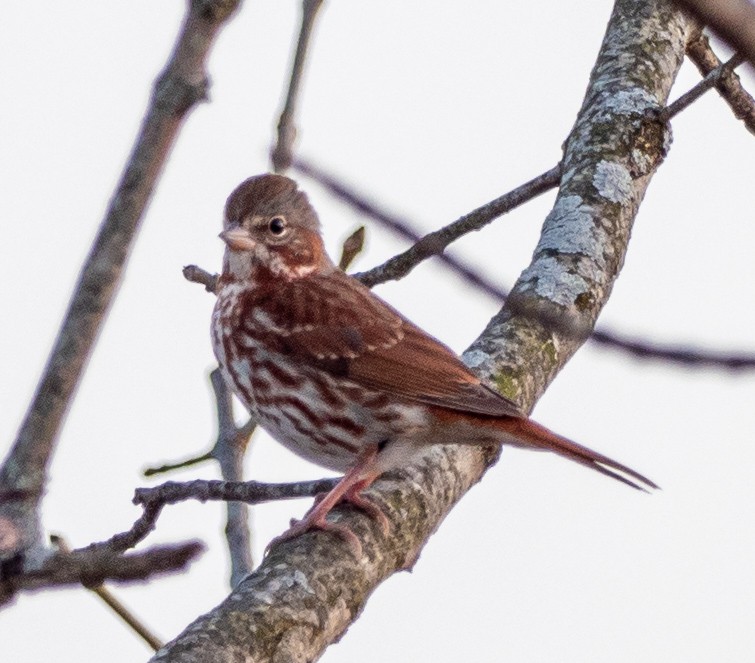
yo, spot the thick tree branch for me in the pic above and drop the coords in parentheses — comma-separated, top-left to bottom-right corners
(153, 2, 691, 660)
(288, 56, 755, 372)
(0, 0, 242, 566)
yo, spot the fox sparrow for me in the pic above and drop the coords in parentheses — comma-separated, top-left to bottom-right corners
(211, 174, 656, 553)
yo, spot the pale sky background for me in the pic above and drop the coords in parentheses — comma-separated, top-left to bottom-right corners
(2, 2, 755, 661)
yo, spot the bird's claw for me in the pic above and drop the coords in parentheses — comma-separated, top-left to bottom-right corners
(265, 515, 364, 558)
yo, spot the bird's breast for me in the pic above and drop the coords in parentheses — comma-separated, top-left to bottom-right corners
(211, 285, 430, 472)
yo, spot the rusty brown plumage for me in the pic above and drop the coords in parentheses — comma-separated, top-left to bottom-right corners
(211, 174, 656, 555)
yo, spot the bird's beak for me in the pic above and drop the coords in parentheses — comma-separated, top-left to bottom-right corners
(219, 227, 256, 251)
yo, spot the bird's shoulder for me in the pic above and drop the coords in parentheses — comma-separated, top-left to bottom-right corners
(250, 268, 404, 360)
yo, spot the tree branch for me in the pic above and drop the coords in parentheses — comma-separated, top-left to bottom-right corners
(134, 478, 340, 510)
(207, 369, 256, 586)
(294, 157, 561, 292)
(143, 368, 258, 587)
(1, 541, 202, 608)
(686, 29, 755, 135)
(153, 2, 692, 660)
(286, 54, 755, 373)
(51, 536, 164, 651)
(182, 264, 219, 294)
(590, 329, 755, 369)
(662, 52, 746, 119)
(271, 0, 326, 172)
(0, 0, 242, 566)
(296, 53, 743, 293)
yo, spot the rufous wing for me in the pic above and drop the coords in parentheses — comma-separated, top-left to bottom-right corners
(268, 271, 524, 418)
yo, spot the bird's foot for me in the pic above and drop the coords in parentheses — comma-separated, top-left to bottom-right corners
(265, 447, 390, 558)
(265, 510, 365, 557)
(265, 487, 390, 558)
(342, 482, 390, 536)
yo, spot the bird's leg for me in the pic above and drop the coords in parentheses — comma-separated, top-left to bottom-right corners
(265, 444, 386, 557)
(341, 477, 390, 535)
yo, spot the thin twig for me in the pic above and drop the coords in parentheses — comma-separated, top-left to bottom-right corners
(0, 0, 243, 564)
(686, 30, 755, 135)
(143, 367, 257, 587)
(293, 157, 560, 297)
(51, 536, 163, 651)
(271, 0, 326, 172)
(182, 264, 219, 293)
(590, 329, 755, 369)
(209, 369, 256, 587)
(134, 478, 340, 509)
(74, 478, 337, 568)
(143, 451, 214, 477)
(661, 52, 746, 119)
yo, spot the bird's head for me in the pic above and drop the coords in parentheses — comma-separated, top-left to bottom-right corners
(219, 174, 332, 281)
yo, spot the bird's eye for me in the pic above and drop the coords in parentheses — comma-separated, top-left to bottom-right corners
(268, 216, 287, 235)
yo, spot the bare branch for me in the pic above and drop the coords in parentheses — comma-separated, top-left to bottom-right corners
(143, 451, 214, 477)
(590, 329, 755, 369)
(686, 30, 755, 134)
(71, 476, 337, 570)
(673, 0, 755, 67)
(271, 0, 326, 172)
(293, 156, 560, 296)
(1, 542, 202, 607)
(0, 0, 242, 564)
(51, 536, 163, 651)
(662, 52, 746, 119)
(133, 478, 340, 509)
(89, 584, 163, 651)
(143, 367, 257, 586)
(209, 369, 256, 587)
(182, 264, 219, 293)
(94, 498, 167, 555)
(297, 52, 743, 292)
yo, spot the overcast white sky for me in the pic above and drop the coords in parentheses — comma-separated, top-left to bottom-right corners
(2, 2, 755, 661)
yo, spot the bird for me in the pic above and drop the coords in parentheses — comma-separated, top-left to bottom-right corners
(210, 173, 656, 553)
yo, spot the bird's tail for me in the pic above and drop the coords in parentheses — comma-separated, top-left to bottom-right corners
(495, 416, 658, 492)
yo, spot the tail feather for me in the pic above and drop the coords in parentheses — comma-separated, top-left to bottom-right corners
(502, 417, 658, 492)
